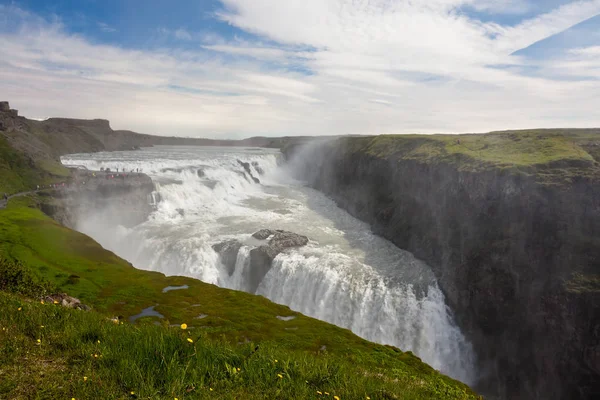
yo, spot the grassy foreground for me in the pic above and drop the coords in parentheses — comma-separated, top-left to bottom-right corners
(0, 195, 479, 399)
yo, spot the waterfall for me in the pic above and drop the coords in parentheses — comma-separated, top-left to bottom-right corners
(61, 145, 476, 385)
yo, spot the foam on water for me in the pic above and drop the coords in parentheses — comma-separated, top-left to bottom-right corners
(61, 145, 476, 384)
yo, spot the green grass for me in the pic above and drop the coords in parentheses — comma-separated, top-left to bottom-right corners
(341, 129, 600, 175)
(0, 136, 69, 195)
(0, 291, 480, 400)
(0, 197, 479, 399)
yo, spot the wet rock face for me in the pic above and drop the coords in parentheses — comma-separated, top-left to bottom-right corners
(246, 230, 309, 292)
(42, 172, 156, 229)
(294, 139, 600, 400)
(213, 230, 309, 293)
(212, 240, 243, 276)
(237, 159, 260, 183)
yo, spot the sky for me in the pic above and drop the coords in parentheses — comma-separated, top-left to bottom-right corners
(0, 0, 599, 138)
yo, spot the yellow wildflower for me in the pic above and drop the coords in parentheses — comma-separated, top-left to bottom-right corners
(334, 396, 340, 400)
(130, 391, 135, 395)
(36, 339, 41, 343)
(274, 359, 278, 363)
(277, 373, 283, 379)
(317, 391, 322, 395)
(53, 300, 59, 304)
(40, 325, 45, 328)
(236, 367, 240, 372)
(40, 300, 44, 304)
(17, 307, 21, 311)
(180, 323, 187, 330)
(97, 340, 100, 344)
(209, 388, 213, 391)
(325, 392, 330, 395)
(83, 376, 88, 381)
(187, 338, 194, 343)
(366, 397, 371, 400)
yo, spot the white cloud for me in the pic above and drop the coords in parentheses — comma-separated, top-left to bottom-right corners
(0, 2, 599, 138)
(97, 22, 117, 33)
(174, 28, 192, 40)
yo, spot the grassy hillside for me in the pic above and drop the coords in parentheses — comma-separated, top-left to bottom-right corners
(336, 129, 600, 179)
(0, 136, 69, 195)
(0, 196, 479, 399)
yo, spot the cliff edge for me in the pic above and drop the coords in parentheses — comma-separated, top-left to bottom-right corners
(287, 131, 600, 400)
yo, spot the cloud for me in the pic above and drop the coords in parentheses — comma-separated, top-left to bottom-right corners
(97, 22, 117, 33)
(174, 28, 192, 40)
(468, 0, 533, 14)
(0, 2, 599, 138)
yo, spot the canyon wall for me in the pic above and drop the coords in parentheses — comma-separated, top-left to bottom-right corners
(287, 137, 600, 399)
(41, 171, 156, 229)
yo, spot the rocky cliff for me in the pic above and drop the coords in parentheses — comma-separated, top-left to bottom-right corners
(286, 133, 600, 400)
(0, 101, 310, 161)
(41, 170, 156, 229)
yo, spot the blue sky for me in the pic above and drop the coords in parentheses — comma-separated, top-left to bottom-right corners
(0, 0, 599, 137)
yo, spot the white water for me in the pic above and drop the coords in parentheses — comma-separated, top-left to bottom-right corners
(62, 146, 476, 384)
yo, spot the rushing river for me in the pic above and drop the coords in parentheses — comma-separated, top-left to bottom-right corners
(61, 145, 476, 384)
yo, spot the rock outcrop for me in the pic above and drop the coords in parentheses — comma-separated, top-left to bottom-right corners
(289, 138, 600, 400)
(212, 240, 243, 276)
(42, 293, 91, 311)
(213, 230, 309, 293)
(42, 171, 156, 229)
(238, 159, 260, 183)
(247, 230, 309, 292)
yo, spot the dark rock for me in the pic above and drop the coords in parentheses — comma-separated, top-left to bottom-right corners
(238, 159, 260, 183)
(247, 245, 279, 291)
(252, 161, 265, 175)
(212, 240, 243, 276)
(0, 101, 9, 112)
(245, 229, 309, 292)
(269, 230, 309, 252)
(197, 169, 205, 178)
(293, 138, 600, 400)
(238, 159, 252, 174)
(252, 229, 274, 240)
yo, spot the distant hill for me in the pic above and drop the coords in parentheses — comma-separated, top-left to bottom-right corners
(0, 101, 312, 162)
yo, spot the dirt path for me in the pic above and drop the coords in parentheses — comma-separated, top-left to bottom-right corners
(0, 189, 44, 209)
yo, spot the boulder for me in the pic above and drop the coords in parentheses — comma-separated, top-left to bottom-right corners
(43, 293, 91, 311)
(212, 240, 243, 276)
(252, 229, 274, 240)
(245, 229, 309, 292)
(269, 230, 309, 252)
(0, 101, 9, 112)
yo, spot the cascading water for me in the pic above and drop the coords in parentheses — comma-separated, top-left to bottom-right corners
(61, 145, 476, 384)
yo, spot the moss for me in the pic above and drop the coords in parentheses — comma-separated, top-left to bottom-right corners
(566, 273, 600, 294)
(340, 130, 600, 181)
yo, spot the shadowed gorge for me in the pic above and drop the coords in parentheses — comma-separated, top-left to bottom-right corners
(284, 134, 600, 400)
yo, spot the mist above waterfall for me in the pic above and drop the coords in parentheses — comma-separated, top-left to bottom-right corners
(61, 145, 476, 384)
